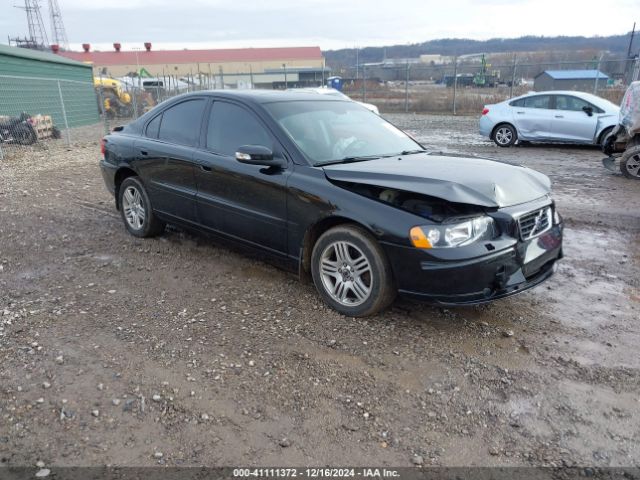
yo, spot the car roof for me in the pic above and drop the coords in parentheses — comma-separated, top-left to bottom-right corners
(509, 90, 618, 109)
(168, 89, 348, 105)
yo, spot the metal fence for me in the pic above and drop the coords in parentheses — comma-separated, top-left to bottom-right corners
(338, 57, 640, 114)
(0, 74, 101, 160)
(1, 56, 639, 160)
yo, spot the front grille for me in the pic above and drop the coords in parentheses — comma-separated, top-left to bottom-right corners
(518, 206, 552, 240)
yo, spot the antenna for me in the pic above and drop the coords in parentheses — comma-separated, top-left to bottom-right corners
(15, 0, 49, 49)
(48, 0, 69, 50)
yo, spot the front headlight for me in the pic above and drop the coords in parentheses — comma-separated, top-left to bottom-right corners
(410, 216, 496, 249)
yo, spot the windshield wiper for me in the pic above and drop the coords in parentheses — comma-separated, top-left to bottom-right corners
(318, 155, 381, 166)
(398, 149, 427, 155)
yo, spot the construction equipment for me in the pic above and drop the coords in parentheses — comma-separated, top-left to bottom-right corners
(94, 77, 133, 118)
(473, 54, 500, 88)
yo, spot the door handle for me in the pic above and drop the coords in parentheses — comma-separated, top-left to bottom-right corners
(140, 150, 148, 156)
(200, 165, 212, 172)
(554, 115, 564, 118)
(516, 111, 525, 114)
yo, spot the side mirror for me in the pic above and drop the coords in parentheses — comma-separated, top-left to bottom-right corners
(582, 106, 593, 116)
(235, 145, 284, 168)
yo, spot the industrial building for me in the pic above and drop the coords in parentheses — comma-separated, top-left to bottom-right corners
(56, 45, 329, 89)
(0, 43, 98, 127)
(533, 69, 609, 92)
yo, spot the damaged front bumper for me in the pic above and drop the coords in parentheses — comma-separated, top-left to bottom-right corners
(382, 203, 563, 305)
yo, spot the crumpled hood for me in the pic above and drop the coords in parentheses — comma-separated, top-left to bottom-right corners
(322, 153, 551, 208)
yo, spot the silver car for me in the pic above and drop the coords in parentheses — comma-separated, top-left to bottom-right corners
(479, 91, 620, 147)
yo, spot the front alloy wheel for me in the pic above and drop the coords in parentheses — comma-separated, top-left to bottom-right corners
(311, 225, 396, 317)
(493, 124, 517, 147)
(319, 241, 373, 307)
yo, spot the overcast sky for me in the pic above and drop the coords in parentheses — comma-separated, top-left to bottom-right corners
(1, 0, 637, 51)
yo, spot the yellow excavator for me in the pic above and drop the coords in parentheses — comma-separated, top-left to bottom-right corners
(94, 77, 133, 118)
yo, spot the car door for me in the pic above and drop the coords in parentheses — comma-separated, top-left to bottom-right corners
(193, 100, 290, 255)
(134, 98, 207, 223)
(548, 95, 600, 143)
(510, 95, 554, 140)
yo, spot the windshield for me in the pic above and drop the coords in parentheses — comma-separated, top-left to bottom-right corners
(264, 100, 421, 165)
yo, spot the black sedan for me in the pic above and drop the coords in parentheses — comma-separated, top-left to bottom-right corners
(100, 90, 563, 316)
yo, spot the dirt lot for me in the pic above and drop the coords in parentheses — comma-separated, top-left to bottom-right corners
(1, 114, 639, 470)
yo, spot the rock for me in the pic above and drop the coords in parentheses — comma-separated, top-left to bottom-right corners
(489, 447, 499, 456)
(36, 460, 45, 468)
(91, 409, 100, 417)
(427, 411, 437, 418)
(412, 454, 424, 465)
(153, 451, 163, 459)
(42, 382, 51, 389)
(36, 397, 44, 404)
(123, 399, 135, 412)
(97, 383, 104, 391)
(55, 355, 64, 364)
(279, 438, 292, 448)
(201, 413, 209, 421)
(248, 360, 255, 367)
(152, 394, 161, 402)
(342, 423, 359, 432)
(35, 469, 50, 478)
(503, 330, 514, 338)
(112, 398, 121, 406)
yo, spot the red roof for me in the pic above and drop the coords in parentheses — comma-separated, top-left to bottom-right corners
(58, 46, 322, 66)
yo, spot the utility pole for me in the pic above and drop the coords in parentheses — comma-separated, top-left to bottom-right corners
(283, 63, 288, 89)
(510, 54, 517, 98)
(594, 53, 603, 95)
(404, 61, 410, 113)
(452, 56, 458, 115)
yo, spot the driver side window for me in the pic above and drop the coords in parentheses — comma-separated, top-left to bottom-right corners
(206, 102, 272, 157)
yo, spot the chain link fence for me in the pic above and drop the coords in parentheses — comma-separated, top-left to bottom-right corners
(338, 57, 640, 114)
(0, 74, 102, 160)
(2, 56, 639, 160)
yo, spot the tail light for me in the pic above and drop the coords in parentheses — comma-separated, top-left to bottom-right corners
(482, 108, 489, 115)
(100, 138, 106, 156)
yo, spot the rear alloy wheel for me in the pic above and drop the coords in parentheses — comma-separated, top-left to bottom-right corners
(620, 145, 640, 180)
(311, 225, 395, 317)
(493, 124, 517, 147)
(118, 177, 165, 237)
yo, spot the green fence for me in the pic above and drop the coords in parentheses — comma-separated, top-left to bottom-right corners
(0, 74, 99, 129)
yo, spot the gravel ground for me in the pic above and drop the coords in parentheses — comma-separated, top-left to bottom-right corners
(0, 114, 639, 469)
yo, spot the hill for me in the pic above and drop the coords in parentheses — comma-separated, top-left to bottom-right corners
(324, 33, 635, 68)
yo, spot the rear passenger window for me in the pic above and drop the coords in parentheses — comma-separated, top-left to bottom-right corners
(206, 102, 272, 156)
(145, 114, 162, 139)
(510, 98, 525, 107)
(523, 95, 551, 109)
(158, 99, 206, 146)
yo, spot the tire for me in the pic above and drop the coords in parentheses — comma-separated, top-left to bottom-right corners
(310, 225, 396, 317)
(492, 123, 517, 147)
(597, 127, 613, 146)
(13, 125, 37, 145)
(619, 145, 640, 180)
(118, 177, 165, 237)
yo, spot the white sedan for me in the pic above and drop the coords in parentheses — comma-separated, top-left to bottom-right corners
(479, 91, 619, 147)
(288, 87, 379, 114)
